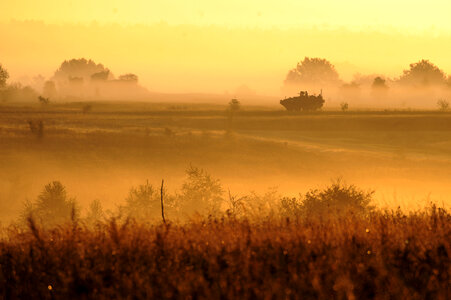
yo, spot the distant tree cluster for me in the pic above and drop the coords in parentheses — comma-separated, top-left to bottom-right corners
(0, 63, 38, 102)
(53, 58, 112, 82)
(284, 57, 451, 90)
(282, 57, 451, 110)
(399, 59, 447, 86)
(50, 58, 143, 100)
(0, 59, 140, 103)
(0, 58, 143, 103)
(53, 58, 138, 84)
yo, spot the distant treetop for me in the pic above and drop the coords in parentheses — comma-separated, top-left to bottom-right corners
(53, 58, 111, 82)
(398, 59, 447, 86)
(284, 57, 340, 88)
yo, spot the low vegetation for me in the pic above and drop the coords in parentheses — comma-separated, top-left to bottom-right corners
(1, 203, 449, 299)
(0, 173, 447, 298)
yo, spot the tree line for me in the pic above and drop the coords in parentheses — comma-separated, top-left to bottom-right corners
(284, 57, 451, 90)
(0, 58, 143, 103)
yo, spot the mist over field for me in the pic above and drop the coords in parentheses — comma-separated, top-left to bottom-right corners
(1, 1, 451, 299)
(2, 20, 451, 100)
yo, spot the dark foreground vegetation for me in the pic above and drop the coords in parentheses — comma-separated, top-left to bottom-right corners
(0, 206, 449, 299)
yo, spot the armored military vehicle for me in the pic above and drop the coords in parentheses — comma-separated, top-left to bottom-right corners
(280, 91, 325, 111)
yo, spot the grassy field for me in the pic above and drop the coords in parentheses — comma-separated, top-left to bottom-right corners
(1, 102, 451, 298)
(1, 102, 451, 220)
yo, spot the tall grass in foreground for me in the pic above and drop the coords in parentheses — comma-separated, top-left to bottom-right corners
(0, 207, 449, 299)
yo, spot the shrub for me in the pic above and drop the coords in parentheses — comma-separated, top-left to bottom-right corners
(299, 180, 374, 218)
(279, 196, 303, 218)
(38, 96, 50, 105)
(340, 102, 349, 112)
(27, 120, 44, 139)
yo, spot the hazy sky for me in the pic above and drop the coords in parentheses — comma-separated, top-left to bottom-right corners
(2, 0, 451, 31)
(1, 1, 451, 95)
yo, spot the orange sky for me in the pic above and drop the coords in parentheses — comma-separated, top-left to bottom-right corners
(1, 1, 451, 95)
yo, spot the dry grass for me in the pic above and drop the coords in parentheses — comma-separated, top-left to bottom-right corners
(0, 208, 449, 299)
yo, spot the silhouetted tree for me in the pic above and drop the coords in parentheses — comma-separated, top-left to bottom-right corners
(53, 58, 110, 82)
(371, 76, 389, 99)
(0, 64, 9, 87)
(284, 57, 340, 88)
(178, 166, 224, 216)
(85, 199, 105, 225)
(23, 181, 78, 226)
(399, 59, 446, 86)
(372, 77, 388, 89)
(121, 181, 160, 220)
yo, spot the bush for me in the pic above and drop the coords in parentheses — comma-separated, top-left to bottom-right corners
(279, 196, 303, 218)
(38, 96, 50, 105)
(27, 120, 44, 139)
(299, 180, 375, 218)
(340, 102, 349, 112)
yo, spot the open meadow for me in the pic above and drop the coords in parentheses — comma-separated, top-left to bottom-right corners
(1, 102, 451, 298)
(1, 102, 451, 220)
